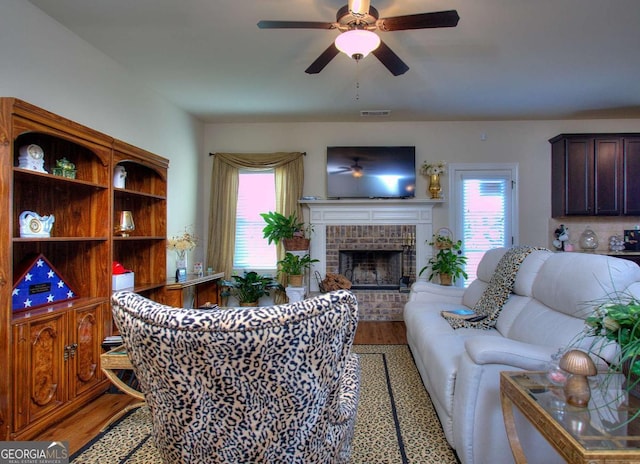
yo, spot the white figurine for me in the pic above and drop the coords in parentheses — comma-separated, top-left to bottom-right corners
(553, 224, 569, 251)
(113, 165, 127, 188)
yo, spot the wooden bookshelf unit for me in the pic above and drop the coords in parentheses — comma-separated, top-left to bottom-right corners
(0, 98, 168, 440)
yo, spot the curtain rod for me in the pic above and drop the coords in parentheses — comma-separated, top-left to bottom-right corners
(209, 152, 306, 156)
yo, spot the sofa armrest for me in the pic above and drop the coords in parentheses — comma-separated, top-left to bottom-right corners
(408, 281, 465, 304)
(332, 353, 361, 425)
(464, 337, 557, 371)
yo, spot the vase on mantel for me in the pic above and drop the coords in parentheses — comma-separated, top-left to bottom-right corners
(428, 174, 442, 199)
(175, 250, 187, 272)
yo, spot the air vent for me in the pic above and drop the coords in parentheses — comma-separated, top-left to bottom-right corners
(360, 110, 391, 117)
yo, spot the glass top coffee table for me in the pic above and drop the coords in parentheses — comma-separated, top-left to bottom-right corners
(500, 371, 640, 463)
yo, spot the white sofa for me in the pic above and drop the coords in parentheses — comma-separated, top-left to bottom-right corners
(404, 247, 640, 464)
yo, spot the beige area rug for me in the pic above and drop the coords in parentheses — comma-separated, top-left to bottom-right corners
(71, 345, 458, 463)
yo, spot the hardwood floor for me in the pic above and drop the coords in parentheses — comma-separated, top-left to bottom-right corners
(353, 320, 407, 345)
(34, 321, 406, 455)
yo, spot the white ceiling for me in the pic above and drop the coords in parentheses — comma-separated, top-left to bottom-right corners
(27, 0, 640, 123)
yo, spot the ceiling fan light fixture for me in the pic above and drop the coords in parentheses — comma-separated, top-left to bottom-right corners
(352, 167, 364, 178)
(335, 29, 380, 60)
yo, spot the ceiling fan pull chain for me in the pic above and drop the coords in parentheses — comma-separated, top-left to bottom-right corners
(355, 60, 360, 101)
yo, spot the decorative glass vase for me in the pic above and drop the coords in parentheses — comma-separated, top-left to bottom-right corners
(428, 174, 441, 199)
(579, 226, 599, 252)
(175, 250, 187, 271)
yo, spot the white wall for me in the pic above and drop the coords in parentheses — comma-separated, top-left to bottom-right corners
(1, 0, 204, 276)
(204, 119, 640, 249)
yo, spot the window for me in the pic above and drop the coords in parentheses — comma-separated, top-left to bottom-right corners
(449, 164, 518, 286)
(233, 170, 277, 270)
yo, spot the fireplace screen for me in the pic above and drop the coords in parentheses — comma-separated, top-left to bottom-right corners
(339, 250, 403, 290)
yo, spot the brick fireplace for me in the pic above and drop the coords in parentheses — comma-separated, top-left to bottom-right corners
(303, 199, 438, 320)
(333, 227, 413, 290)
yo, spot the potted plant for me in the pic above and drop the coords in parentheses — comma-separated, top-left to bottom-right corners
(260, 211, 312, 251)
(419, 238, 468, 286)
(220, 271, 282, 306)
(277, 252, 319, 286)
(581, 297, 640, 397)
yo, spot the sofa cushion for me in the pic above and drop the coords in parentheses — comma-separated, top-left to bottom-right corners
(508, 299, 600, 347)
(512, 249, 553, 296)
(532, 253, 640, 318)
(475, 247, 508, 283)
(461, 279, 486, 308)
(493, 294, 531, 335)
(447, 247, 544, 330)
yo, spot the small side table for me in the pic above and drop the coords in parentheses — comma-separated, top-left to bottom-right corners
(100, 345, 145, 430)
(162, 272, 224, 308)
(500, 371, 640, 464)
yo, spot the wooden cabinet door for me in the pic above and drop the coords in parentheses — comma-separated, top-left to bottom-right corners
(564, 138, 593, 215)
(624, 137, 640, 216)
(12, 313, 66, 432)
(594, 138, 621, 215)
(68, 304, 103, 398)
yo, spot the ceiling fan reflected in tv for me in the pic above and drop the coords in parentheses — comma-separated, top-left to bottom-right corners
(326, 146, 416, 199)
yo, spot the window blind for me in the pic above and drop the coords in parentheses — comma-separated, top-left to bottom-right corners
(233, 170, 277, 269)
(461, 177, 509, 283)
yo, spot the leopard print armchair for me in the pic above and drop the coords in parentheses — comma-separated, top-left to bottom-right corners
(111, 289, 360, 464)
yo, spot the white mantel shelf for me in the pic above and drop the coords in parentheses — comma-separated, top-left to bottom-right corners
(300, 198, 443, 206)
(301, 199, 440, 291)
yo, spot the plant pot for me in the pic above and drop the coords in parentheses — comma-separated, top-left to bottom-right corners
(288, 274, 304, 287)
(283, 237, 310, 251)
(622, 360, 640, 398)
(439, 273, 453, 286)
(239, 301, 258, 307)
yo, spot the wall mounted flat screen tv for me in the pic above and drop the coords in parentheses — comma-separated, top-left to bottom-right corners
(326, 146, 416, 199)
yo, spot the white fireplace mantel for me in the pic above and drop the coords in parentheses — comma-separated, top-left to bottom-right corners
(301, 199, 440, 291)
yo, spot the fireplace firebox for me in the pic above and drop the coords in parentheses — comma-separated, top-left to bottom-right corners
(339, 250, 404, 289)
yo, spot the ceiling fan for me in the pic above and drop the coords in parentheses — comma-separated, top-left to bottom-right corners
(334, 158, 365, 177)
(257, 0, 459, 76)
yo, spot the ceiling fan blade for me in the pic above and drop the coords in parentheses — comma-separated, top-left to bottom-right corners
(372, 40, 409, 76)
(305, 43, 340, 74)
(377, 10, 460, 31)
(257, 20, 336, 30)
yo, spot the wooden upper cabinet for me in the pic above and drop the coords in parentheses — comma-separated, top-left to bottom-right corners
(624, 138, 640, 216)
(551, 134, 635, 217)
(558, 137, 593, 216)
(594, 138, 621, 216)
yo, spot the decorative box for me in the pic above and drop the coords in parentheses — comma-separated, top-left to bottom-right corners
(112, 272, 135, 291)
(624, 230, 640, 251)
(52, 157, 77, 179)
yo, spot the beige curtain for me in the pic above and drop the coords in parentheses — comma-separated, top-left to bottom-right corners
(207, 152, 305, 281)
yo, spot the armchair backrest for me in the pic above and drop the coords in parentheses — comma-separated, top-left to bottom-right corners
(111, 289, 360, 464)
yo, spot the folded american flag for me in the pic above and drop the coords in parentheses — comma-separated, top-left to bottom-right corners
(12, 253, 77, 311)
